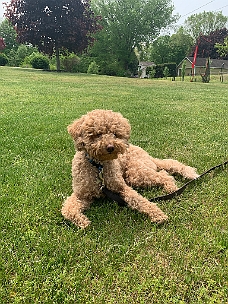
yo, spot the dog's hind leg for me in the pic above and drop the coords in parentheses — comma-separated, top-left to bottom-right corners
(152, 158, 199, 180)
(124, 163, 178, 193)
(61, 193, 92, 228)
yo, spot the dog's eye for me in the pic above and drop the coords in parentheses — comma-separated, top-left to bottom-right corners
(113, 133, 121, 138)
(89, 133, 102, 140)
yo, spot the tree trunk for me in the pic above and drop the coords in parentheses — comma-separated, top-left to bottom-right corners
(56, 45, 61, 71)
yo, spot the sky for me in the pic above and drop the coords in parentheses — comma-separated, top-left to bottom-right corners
(172, 0, 228, 26)
(1, 0, 228, 24)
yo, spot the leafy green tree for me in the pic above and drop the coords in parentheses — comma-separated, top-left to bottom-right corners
(0, 19, 19, 55)
(5, 44, 38, 66)
(215, 37, 228, 57)
(91, 0, 177, 74)
(5, 0, 102, 70)
(150, 35, 171, 64)
(169, 27, 193, 64)
(148, 28, 193, 65)
(184, 11, 228, 40)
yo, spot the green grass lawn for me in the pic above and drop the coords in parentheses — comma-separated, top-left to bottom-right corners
(0, 67, 228, 303)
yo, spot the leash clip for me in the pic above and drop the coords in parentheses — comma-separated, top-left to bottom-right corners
(98, 168, 105, 189)
(86, 154, 105, 189)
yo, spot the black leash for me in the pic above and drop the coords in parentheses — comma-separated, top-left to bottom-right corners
(150, 159, 228, 202)
(87, 155, 228, 205)
(102, 187, 127, 206)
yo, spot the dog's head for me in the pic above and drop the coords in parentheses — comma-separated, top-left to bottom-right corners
(68, 109, 131, 161)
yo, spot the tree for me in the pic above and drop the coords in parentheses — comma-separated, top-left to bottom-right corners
(169, 27, 193, 64)
(150, 35, 171, 64)
(147, 28, 193, 65)
(91, 0, 177, 74)
(215, 37, 228, 58)
(0, 19, 19, 55)
(201, 57, 210, 83)
(12, 44, 38, 66)
(4, 0, 102, 70)
(184, 11, 228, 40)
(181, 60, 186, 81)
(190, 28, 228, 59)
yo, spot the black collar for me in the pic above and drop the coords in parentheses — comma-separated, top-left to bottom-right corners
(86, 154, 103, 173)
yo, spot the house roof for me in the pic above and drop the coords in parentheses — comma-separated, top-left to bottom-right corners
(138, 61, 155, 67)
(179, 57, 228, 69)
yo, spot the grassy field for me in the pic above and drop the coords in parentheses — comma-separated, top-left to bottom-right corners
(0, 66, 228, 303)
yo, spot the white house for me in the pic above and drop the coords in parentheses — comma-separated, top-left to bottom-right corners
(138, 61, 155, 78)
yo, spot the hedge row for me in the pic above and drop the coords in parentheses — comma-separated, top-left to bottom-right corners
(146, 63, 177, 78)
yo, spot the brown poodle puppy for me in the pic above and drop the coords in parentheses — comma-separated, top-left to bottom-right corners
(61, 109, 199, 228)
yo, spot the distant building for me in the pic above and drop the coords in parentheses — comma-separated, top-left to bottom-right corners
(138, 61, 155, 78)
(177, 57, 228, 76)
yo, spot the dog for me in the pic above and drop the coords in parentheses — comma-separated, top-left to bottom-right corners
(61, 109, 199, 228)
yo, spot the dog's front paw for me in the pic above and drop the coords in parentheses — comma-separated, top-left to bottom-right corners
(61, 204, 91, 229)
(73, 215, 91, 229)
(150, 213, 168, 225)
(148, 204, 168, 225)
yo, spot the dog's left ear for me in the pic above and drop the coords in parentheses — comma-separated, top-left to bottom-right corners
(67, 117, 85, 150)
(67, 119, 81, 140)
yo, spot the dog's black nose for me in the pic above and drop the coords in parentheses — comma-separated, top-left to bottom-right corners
(107, 144, 115, 153)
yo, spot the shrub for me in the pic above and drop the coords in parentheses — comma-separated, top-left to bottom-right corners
(163, 66, 169, 78)
(0, 53, 8, 66)
(181, 60, 186, 81)
(14, 44, 30, 66)
(30, 54, 50, 70)
(18, 45, 38, 67)
(147, 63, 177, 78)
(6, 45, 39, 67)
(78, 55, 96, 73)
(22, 51, 38, 68)
(148, 67, 156, 79)
(61, 53, 80, 72)
(99, 61, 125, 77)
(87, 61, 99, 74)
(164, 62, 177, 78)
